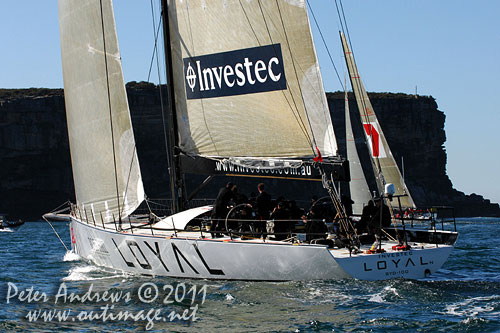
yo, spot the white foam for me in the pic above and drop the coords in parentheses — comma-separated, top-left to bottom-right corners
(0, 228, 13, 232)
(62, 264, 126, 282)
(62, 265, 99, 281)
(308, 287, 322, 297)
(63, 250, 81, 262)
(443, 295, 499, 317)
(368, 284, 400, 303)
(297, 283, 355, 305)
(368, 293, 385, 303)
(383, 285, 400, 297)
(461, 317, 487, 324)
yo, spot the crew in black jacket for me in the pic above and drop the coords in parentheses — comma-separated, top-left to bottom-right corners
(210, 182, 234, 237)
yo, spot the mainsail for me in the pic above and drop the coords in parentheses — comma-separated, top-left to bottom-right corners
(167, 0, 337, 161)
(59, 0, 145, 222)
(345, 87, 372, 214)
(340, 32, 415, 209)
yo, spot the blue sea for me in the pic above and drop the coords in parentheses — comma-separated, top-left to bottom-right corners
(1, 218, 499, 332)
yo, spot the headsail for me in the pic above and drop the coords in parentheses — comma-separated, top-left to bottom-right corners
(59, 0, 145, 222)
(345, 86, 372, 214)
(167, 0, 337, 162)
(340, 32, 415, 209)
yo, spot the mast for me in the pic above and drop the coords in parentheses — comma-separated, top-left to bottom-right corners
(161, 0, 184, 213)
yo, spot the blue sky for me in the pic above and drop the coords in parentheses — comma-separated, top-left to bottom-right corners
(1, 1, 499, 205)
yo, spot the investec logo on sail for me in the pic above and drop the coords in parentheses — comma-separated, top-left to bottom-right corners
(184, 44, 287, 99)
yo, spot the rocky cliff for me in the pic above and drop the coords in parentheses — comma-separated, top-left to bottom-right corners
(327, 92, 499, 217)
(0, 84, 498, 219)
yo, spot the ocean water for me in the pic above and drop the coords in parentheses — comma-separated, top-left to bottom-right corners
(1, 219, 499, 332)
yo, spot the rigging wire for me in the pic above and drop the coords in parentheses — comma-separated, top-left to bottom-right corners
(305, 0, 346, 154)
(150, 0, 172, 176)
(306, 0, 344, 91)
(99, 0, 123, 225)
(118, 0, 165, 219)
(120, 0, 168, 218)
(339, 0, 354, 58)
(274, 0, 319, 153)
(147, 12, 164, 82)
(43, 216, 69, 252)
(335, 0, 415, 214)
(241, 0, 313, 154)
(334, 0, 345, 37)
(162, 0, 187, 212)
(184, 1, 220, 156)
(335, 0, 384, 191)
(239, 0, 312, 150)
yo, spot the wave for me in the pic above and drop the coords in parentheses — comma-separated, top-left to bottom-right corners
(455, 217, 500, 224)
(441, 295, 500, 318)
(225, 293, 235, 303)
(368, 284, 400, 303)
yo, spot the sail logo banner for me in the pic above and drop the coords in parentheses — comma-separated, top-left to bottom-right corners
(183, 44, 287, 99)
(363, 123, 387, 158)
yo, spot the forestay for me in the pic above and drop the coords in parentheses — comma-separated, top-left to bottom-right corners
(167, 0, 337, 160)
(59, 0, 145, 222)
(341, 32, 415, 209)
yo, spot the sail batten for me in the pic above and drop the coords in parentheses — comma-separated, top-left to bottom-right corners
(341, 32, 415, 209)
(168, 0, 337, 160)
(59, 0, 145, 222)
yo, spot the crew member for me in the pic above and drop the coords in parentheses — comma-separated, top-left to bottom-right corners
(255, 183, 272, 235)
(270, 201, 291, 240)
(357, 200, 376, 233)
(211, 182, 234, 237)
(373, 198, 392, 229)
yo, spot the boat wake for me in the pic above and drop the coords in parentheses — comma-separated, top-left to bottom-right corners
(0, 228, 13, 232)
(62, 250, 131, 281)
(62, 264, 129, 282)
(368, 284, 401, 303)
(63, 250, 81, 262)
(441, 295, 500, 319)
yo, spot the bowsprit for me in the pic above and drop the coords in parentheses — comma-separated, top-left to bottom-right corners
(183, 44, 287, 99)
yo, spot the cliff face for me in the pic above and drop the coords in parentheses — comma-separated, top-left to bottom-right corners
(0, 90, 74, 217)
(328, 92, 499, 216)
(0, 85, 498, 218)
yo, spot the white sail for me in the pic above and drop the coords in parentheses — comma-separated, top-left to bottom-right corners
(59, 0, 145, 222)
(340, 32, 415, 209)
(345, 87, 372, 215)
(167, 0, 337, 160)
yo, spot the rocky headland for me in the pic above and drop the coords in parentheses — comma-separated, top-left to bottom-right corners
(0, 83, 498, 219)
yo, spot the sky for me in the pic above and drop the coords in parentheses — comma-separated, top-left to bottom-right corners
(1, 1, 499, 205)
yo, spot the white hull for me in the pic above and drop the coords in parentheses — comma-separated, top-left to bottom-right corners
(69, 216, 454, 281)
(334, 246, 453, 280)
